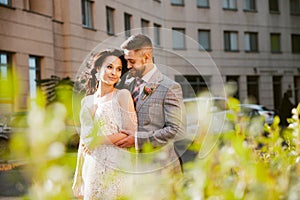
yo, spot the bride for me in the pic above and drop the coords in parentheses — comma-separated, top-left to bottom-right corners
(72, 49, 137, 199)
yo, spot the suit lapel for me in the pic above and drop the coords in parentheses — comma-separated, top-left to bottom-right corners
(136, 70, 163, 112)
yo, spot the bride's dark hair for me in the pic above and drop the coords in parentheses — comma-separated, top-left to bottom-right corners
(77, 49, 127, 96)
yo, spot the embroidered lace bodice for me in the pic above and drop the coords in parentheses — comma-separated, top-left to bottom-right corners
(73, 90, 137, 200)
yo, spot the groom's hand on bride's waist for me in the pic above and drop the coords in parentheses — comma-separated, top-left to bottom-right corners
(115, 130, 135, 148)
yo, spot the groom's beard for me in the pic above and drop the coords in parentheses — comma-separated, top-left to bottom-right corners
(129, 66, 146, 78)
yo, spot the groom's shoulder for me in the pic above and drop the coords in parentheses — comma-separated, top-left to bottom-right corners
(161, 74, 180, 88)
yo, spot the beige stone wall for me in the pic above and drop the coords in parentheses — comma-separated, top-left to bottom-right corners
(156, 0, 300, 108)
(0, 2, 56, 112)
(0, 0, 300, 113)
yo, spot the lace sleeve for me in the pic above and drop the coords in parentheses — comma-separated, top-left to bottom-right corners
(116, 89, 138, 135)
(120, 108, 137, 135)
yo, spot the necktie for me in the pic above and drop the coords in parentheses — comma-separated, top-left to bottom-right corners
(132, 78, 143, 106)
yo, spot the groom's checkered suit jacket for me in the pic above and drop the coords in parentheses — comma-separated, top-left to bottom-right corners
(122, 68, 186, 172)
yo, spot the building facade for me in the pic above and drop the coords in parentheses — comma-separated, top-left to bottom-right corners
(0, 0, 300, 114)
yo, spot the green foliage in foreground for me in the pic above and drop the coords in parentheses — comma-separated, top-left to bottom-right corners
(8, 88, 300, 199)
(9, 102, 77, 200)
(180, 103, 300, 200)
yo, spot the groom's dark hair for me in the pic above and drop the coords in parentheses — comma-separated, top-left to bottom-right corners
(121, 34, 152, 51)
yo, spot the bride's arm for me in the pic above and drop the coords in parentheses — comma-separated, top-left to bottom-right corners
(103, 89, 137, 145)
(116, 89, 138, 135)
(81, 92, 136, 148)
(80, 95, 127, 144)
(104, 132, 128, 144)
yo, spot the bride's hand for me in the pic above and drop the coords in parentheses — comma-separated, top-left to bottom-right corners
(119, 129, 132, 136)
(114, 132, 135, 148)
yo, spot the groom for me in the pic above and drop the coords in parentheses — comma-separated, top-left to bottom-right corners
(115, 34, 186, 173)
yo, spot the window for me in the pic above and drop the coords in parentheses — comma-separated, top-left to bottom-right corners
(172, 28, 186, 49)
(270, 33, 281, 53)
(244, 32, 258, 52)
(292, 34, 300, 53)
(171, 0, 184, 5)
(0, 52, 13, 104)
(106, 7, 115, 35)
(273, 76, 282, 109)
(0, 52, 10, 80)
(154, 24, 161, 47)
(198, 29, 211, 51)
(81, 0, 93, 28)
(141, 19, 150, 35)
(29, 56, 41, 99)
(247, 76, 259, 104)
(244, 0, 256, 11)
(0, 0, 11, 6)
(222, 0, 237, 10)
(27, 0, 49, 14)
(175, 75, 209, 98)
(290, 0, 300, 14)
(224, 31, 238, 51)
(197, 0, 209, 7)
(124, 13, 132, 38)
(269, 0, 279, 12)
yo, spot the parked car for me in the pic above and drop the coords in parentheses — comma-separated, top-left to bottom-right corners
(181, 96, 231, 161)
(183, 96, 230, 137)
(239, 104, 275, 125)
(183, 98, 274, 136)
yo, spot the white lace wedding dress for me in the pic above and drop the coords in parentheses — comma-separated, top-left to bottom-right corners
(73, 90, 137, 200)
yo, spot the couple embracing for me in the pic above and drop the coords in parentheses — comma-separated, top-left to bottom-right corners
(72, 34, 187, 199)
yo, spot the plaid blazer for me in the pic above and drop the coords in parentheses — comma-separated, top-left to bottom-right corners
(123, 68, 186, 172)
